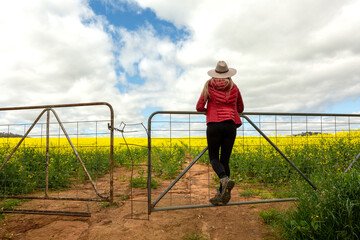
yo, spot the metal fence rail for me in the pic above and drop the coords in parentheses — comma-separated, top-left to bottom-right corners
(147, 111, 360, 214)
(0, 102, 114, 217)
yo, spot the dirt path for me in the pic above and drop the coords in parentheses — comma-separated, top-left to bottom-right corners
(0, 161, 292, 240)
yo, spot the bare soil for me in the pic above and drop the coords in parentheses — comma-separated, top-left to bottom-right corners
(0, 161, 293, 240)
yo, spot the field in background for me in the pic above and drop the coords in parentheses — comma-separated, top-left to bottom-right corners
(1, 130, 359, 197)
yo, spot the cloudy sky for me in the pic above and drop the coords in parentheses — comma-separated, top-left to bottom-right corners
(1, 0, 360, 125)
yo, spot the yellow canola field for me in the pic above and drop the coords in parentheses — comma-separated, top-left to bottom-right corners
(0, 130, 359, 150)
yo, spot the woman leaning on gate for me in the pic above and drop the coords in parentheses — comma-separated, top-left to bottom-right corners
(196, 60, 244, 205)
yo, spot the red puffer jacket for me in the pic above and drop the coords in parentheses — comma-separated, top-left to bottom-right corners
(196, 78, 244, 127)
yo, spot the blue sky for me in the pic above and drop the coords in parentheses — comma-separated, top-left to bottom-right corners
(0, 0, 360, 125)
(89, 0, 188, 42)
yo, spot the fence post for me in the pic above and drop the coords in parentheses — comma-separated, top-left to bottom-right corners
(45, 109, 50, 197)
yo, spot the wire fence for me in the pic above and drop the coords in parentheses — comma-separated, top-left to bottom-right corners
(147, 111, 360, 213)
(0, 103, 149, 219)
(1, 105, 360, 217)
(111, 122, 149, 219)
(0, 103, 114, 217)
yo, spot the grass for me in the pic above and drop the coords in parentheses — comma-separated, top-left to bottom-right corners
(259, 208, 282, 227)
(1, 131, 360, 227)
(240, 189, 260, 197)
(0, 199, 29, 220)
(259, 169, 360, 240)
(100, 201, 120, 209)
(181, 232, 209, 240)
(131, 169, 159, 189)
(119, 194, 130, 201)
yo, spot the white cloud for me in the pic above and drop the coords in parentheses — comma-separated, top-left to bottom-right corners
(309, 1, 360, 55)
(1, 0, 360, 132)
(114, 23, 188, 112)
(0, 0, 145, 125)
(129, 0, 360, 114)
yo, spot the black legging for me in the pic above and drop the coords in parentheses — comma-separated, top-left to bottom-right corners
(206, 120, 237, 179)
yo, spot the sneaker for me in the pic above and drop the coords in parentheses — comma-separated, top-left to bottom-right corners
(209, 189, 223, 206)
(220, 177, 235, 204)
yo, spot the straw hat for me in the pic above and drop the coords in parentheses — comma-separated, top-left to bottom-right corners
(207, 61, 237, 78)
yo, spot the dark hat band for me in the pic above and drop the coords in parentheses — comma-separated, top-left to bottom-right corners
(215, 69, 229, 74)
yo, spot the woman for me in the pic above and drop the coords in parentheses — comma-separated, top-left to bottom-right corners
(196, 61, 244, 205)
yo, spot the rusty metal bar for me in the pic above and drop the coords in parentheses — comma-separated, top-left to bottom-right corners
(147, 111, 205, 214)
(0, 102, 115, 216)
(49, 108, 107, 199)
(151, 146, 208, 210)
(344, 151, 360, 173)
(144, 110, 360, 118)
(152, 198, 297, 212)
(0, 195, 109, 202)
(241, 115, 317, 190)
(45, 109, 50, 197)
(147, 111, 317, 191)
(0, 209, 91, 217)
(0, 102, 113, 112)
(109, 110, 114, 202)
(148, 111, 344, 214)
(0, 109, 47, 171)
(147, 114, 153, 215)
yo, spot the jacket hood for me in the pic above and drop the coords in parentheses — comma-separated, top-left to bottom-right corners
(209, 78, 232, 91)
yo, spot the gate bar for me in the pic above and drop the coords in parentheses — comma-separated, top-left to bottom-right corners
(0, 109, 47, 171)
(241, 115, 317, 191)
(147, 111, 206, 214)
(0, 195, 109, 202)
(344, 151, 360, 173)
(0, 102, 114, 214)
(49, 108, 106, 199)
(151, 146, 208, 209)
(0, 209, 91, 217)
(45, 109, 50, 197)
(147, 111, 360, 214)
(0, 102, 113, 112)
(152, 198, 297, 212)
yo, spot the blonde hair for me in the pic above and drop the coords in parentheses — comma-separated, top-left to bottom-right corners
(202, 77, 234, 101)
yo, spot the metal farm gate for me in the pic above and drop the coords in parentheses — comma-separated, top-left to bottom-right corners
(147, 111, 360, 214)
(0, 102, 114, 217)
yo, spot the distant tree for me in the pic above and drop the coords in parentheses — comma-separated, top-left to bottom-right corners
(293, 132, 321, 137)
(0, 132, 23, 138)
